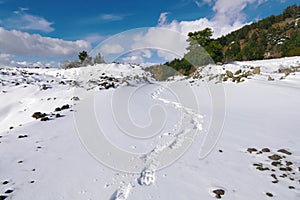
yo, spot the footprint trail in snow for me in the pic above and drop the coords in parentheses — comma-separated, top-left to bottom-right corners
(112, 83, 204, 199)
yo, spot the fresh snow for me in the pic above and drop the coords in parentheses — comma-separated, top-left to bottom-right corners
(0, 57, 300, 200)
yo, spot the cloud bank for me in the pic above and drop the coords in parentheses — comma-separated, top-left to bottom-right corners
(0, 27, 91, 57)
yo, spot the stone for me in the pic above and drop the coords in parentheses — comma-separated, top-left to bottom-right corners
(213, 189, 225, 199)
(266, 192, 273, 197)
(247, 148, 258, 153)
(277, 149, 292, 155)
(268, 154, 282, 161)
(262, 148, 270, 152)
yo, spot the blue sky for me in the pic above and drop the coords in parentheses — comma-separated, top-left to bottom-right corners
(0, 0, 299, 67)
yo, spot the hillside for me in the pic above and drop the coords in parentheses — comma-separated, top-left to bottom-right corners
(152, 4, 300, 78)
(218, 4, 300, 62)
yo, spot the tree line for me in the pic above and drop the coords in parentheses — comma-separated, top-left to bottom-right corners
(62, 51, 105, 69)
(165, 4, 300, 75)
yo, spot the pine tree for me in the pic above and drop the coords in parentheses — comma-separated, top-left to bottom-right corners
(94, 53, 105, 64)
(78, 51, 92, 66)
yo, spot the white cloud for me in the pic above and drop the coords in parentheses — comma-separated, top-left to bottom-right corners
(7, 59, 59, 68)
(20, 14, 54, 32)
(84, 14, 128, 24)
(124, 0, 267, 63)
(162, 0, 260, 39)
(122, 55, 145, 64)
(122, 50, 153, 64)
(0, 53, 11, 59)
(0, 52, 60, 68)
(84, 34, 106, 45)
(132, 27, 188, 58)
(157, 49, 180, 61)
(100, 44, 125, 54)
(158, 12, 169, 26)
(195, 0, 212, 8)
(211, 0, 255, 26)
(99, 14, 124, 21)
(2, 11, 54, 32)
(19, 7, 29, 11)
(142, 49, 152, 59)
(0, 27, 91, 57)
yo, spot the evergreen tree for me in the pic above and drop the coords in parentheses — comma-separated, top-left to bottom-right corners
(94, 53, 105, 64)
(78, 51, 92, 65)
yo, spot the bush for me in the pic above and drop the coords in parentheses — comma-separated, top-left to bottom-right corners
(61, 61, 82, 69)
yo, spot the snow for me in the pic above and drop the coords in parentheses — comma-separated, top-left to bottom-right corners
(0, 57, 300, 199)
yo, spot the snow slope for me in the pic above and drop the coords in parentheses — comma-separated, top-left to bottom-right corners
(0, 57, 300, 200)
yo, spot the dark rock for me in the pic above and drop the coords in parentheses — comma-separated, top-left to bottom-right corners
(40, 84, 50, 90)
(234, 69, 242, 75)
(219, 150, 223, 153)
(247, 148, 258, 153)
(54, 107, 61, 112)
(288, 186, 295, 189)
(55, 113, 61, 118)
(242, 71, 253, 78)
(9, 126, 13, 130)
(213, 189, 225, 198)
(271, 174, 277, 180)
(226, 70, 234, 78)
(61, 104, 70, 110)
(253, 67, 261, 75)
(40, 117, 50, 121)
(71, 96, 80, 101)
(4, 189, 13, 194)
(262, 148, 270, 153)
(266, 192, 273, 197)
(279, 167, 292, 172)
(268, 76, 275, 81)
(279, 174, 287, 178)
(107, 77, 115, 81)
(32, 112, 46, 119)
(277, 149, 292, 155)
(2, 181, 9, 185)
(286, 161, 293, 166)
(268, 154, 282, 161)
(271, 161, 282, 167)
(0, 195, 8, 200)
(18, 135, 28, 139)
(279, 167, 287, 171)
(256, 166, 270, 171)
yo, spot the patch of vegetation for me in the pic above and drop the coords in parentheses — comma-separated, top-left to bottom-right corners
(163, 4, 300, 77)
(145, 64, 182, 81)
(61, 51, 105, 69)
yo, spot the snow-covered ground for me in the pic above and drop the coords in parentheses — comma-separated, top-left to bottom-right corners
(0, 57, 300, 200)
